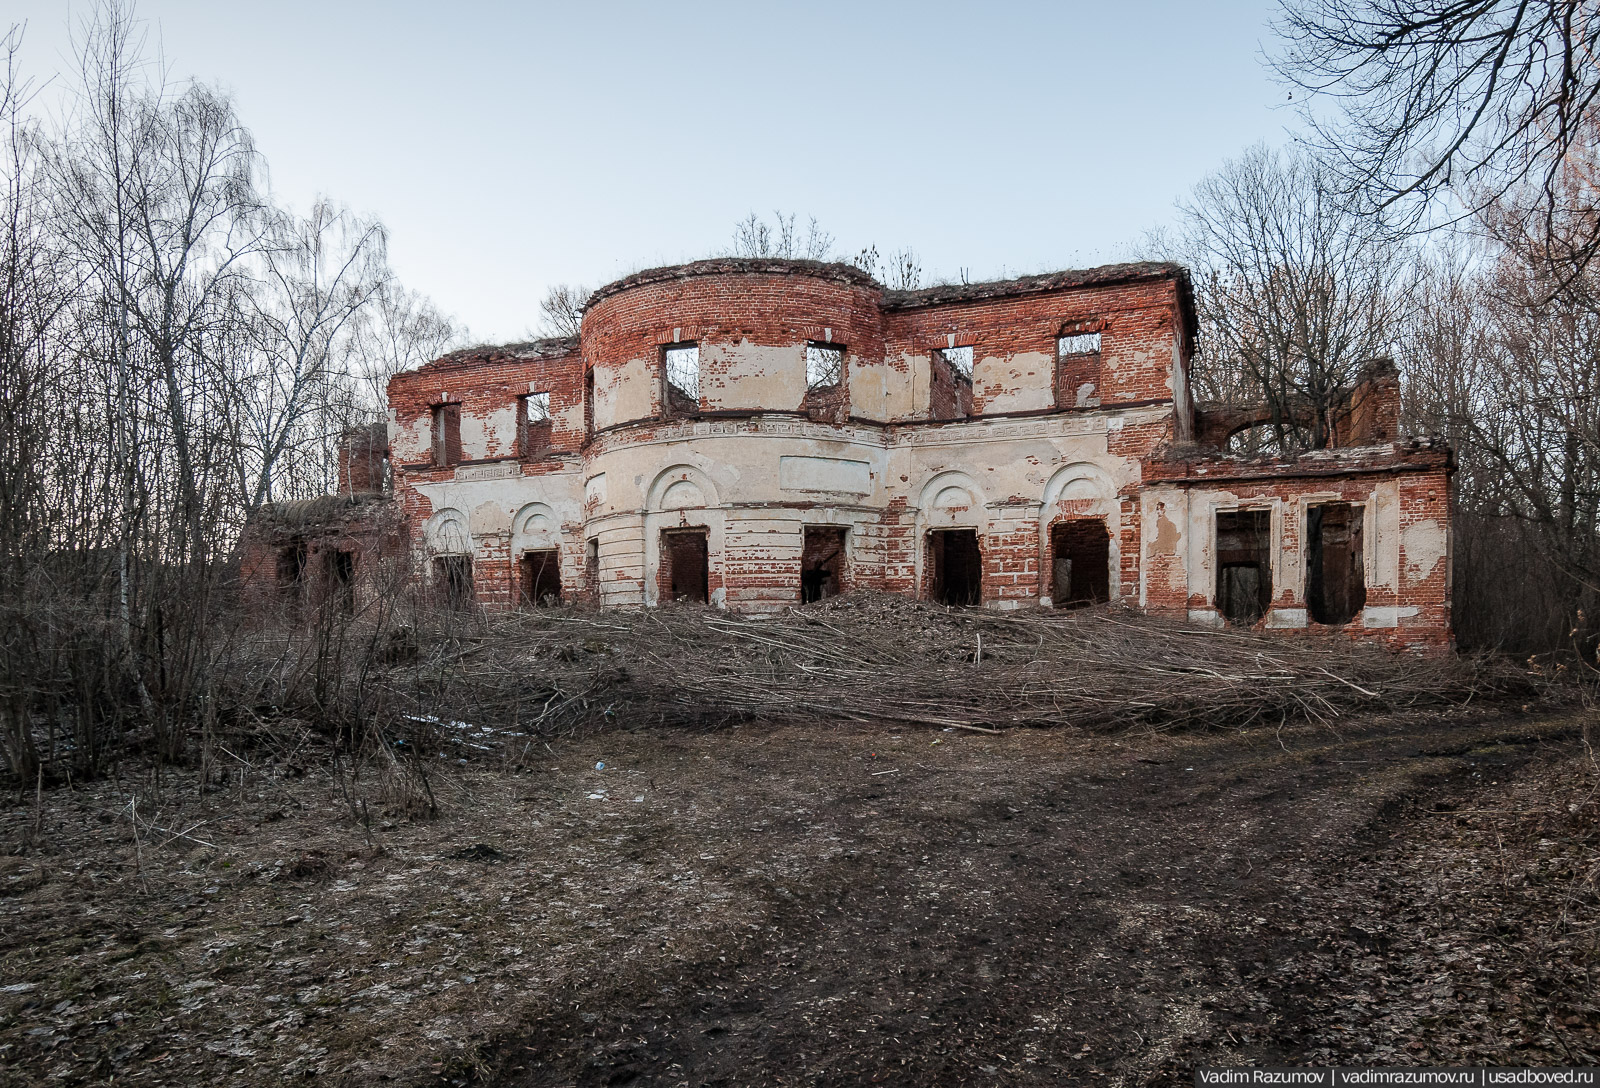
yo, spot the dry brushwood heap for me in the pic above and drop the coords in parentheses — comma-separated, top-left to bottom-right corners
(258, 595, 1533, 753)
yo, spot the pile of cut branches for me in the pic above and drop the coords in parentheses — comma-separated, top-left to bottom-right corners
(328, 593, 1540, 745)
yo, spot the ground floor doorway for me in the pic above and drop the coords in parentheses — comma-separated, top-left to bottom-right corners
(929, 529, 982, 606)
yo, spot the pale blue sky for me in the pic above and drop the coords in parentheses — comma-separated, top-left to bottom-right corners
(11, 1, 1294, 342)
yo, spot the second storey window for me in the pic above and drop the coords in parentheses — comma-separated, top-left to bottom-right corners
(519, 391, 552, 457)
(805, 341, 845, 390)
(1058, 331, 1102, 356)
(1056, 323, 1104, 409)
(663, 342, 699, 413)
(935, 345, 973, 381)
(431, 402, 462, 467)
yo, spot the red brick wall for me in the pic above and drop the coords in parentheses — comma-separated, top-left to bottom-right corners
(581, 267, 885, 425)
(883, 277, 1187, 416)
(388, 341, 583, 467)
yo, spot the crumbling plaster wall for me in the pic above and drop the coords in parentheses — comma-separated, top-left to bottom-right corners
(1139, 449, 1452, 648)
(581, 266, 884, 426)
(373, 260, 1449, 645)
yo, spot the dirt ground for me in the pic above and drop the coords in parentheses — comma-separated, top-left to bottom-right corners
(1, 706, 1597, 1087)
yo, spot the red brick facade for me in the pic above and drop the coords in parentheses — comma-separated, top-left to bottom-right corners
(242, 257, 1452, 649)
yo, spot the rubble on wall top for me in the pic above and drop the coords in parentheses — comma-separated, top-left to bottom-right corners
(880, 261, 1191, 311)
(587, 258, 878, 308)
(255, 493, 391, 531)
(420, 336, 580, 371)
(1147, 436, 1453, 474)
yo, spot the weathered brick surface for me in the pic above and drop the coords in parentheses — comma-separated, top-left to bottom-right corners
(243, 258, 1454, 648)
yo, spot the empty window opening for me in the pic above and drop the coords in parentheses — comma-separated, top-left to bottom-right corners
(1307, 503, 1366, 625)
(931, 346, 974, 419)
(805, 342, 845, 390)
(660, 528, 709, 604)
(800, 526, 847, 604)
(1225, 422, 1313, 457)
(584, 537, 600, 595)
(1050, 520, 1111, 608)
(663, 343, 699, 413)
(929, 528, 982, 606)
(1056, 327, 1103, 409)
(1216, 510, 1272, 626)
(936, 345, 973, 381)
(276, 542, 307, 600)
(519, 549, 562, 607)
(324, 548, 355, 612)
(519, 391, 552, 458)
(431, 402, 462, 466)
(433, 554, 474, 610)
(583, 369, 595, 440)
(1058, 332, 1101, 355)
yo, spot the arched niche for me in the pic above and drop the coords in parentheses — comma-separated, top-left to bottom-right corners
(512, 502, 560, 553)
(1041, 462, 1117, 509)
(916, 470, 987, 529)
(424, 508, 470, 555)
(646, 463, 719, 512)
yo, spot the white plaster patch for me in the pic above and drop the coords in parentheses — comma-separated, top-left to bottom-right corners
(1265, 608, 1308, 629)
(973, 350, 1053, 414)
(585, 473, 608, 504)
(1187, 609, 1225, 629)
(660, 480, 707, 509)
(469, 501, 511, 536)
(702, 342, 804, 411)
(1360, 605, 1419, 628)
(1400, 518, 1448, 585)
(778, 455, 872, 495)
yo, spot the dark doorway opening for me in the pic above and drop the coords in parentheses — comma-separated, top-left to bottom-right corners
(584, 538, 600, 597)
(324, 549, 354, 613)
(1050, 520, 1112, 607)
(433, 555, 474, 610)
(276, 541, 307, 601)
(929, 528, 982, 606)
(1216, 510, 1272, 626)
(1307, 504, 1366, 625)
(661, 529, 709, 604)
(520, 549, 562, 607)
(800, 526, 847, 604)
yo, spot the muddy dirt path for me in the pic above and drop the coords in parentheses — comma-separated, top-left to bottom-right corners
(2, 708, 1596, 1087)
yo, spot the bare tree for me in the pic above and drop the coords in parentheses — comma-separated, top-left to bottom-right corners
(730, 211, 834, 260)
(1170, 144, 1411, 450)
(0, 1, 465, 780)
(350, 282, 460, 409)
(536, 282, 590, 338)
(852, 244, 923, 290)
(238, 200, 388, 512)
(1275, 0, 1600, 259)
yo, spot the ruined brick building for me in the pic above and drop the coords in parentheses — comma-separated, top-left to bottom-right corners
(244, 257, 1454, 648)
